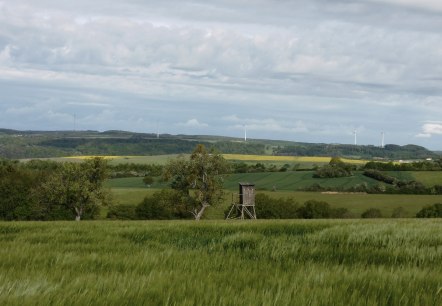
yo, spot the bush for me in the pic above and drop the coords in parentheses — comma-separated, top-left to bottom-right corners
(136, 189, 193, 220)
(416, 203, 442, 218)
(107, 205, 137, 220)
(253, 193, 299, 219)
(361, 208, 382, 218)
(330, 207, 354, 218)
(297, 200, 331, 219)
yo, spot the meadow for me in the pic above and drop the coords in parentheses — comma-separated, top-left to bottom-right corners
(0, 220, 441, 305)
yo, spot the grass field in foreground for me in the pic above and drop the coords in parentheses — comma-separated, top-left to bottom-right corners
(0, 220, 441, 305)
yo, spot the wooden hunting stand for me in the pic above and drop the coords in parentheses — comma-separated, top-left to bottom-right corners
(226, 183, 256, 220)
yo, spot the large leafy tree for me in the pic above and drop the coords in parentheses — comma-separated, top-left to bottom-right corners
(164, 144, 230, 220)
(0, 159, 41, 220)
(35, 157, 110, 221)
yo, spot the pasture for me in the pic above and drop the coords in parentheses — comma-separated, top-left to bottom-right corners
(0, 220, 441, 305)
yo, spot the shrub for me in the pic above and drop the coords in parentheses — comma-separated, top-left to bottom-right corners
(253, 193, 299, 219)
(416, 203, 442, 218)
(136, 189, 193, 220)
(297, 200, 331, 219)
(361, 208, 382, 218)
(330, 207, 354, 218)
(107, 205, 137, 220)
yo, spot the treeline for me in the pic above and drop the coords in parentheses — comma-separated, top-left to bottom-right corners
(108, 163, 163, 178)
(0, 132, 267, 158)
(362, 169, 442, 194)
(275, 143, 437, 159)
(107, 191, 442, 220)
(231, 162, 293, 173)
(0, 158, 109, 221)
(364, 160, 442, 171)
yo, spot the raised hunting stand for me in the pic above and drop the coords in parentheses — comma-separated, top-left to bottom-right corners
(226, 183, 256, 220)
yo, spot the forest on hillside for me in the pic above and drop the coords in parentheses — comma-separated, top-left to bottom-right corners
(0, 129, 437, 159)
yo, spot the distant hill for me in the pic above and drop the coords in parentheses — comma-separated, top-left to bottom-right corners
(0, 128, 438, 160)
(274, 143, 438, 160)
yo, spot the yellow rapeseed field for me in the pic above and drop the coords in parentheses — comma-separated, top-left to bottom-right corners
(222, 154, 367, 164)
(61, 154, 367, 165)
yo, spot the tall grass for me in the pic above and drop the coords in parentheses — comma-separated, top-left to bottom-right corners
(0, 220, 441, 305)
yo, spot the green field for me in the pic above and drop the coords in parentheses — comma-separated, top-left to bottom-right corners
(1, 220, 441, 305)
(107, 187, 442, 220)
(105, 171, 442, 219)
(106, 171, 386, 191)
(105, 170, 442, 192)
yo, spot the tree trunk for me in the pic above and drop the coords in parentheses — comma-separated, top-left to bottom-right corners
(75, 207, 82, 221)
(194, 202, 209, 221)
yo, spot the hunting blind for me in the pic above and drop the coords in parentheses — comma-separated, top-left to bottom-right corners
(226, 183, 257, 220)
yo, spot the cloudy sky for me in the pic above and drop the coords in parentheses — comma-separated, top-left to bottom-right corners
(1, 1, 442, 149)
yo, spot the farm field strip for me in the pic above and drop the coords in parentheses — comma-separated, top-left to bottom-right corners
(46, 154, 368, 165)
(223, 154, 368, 164)
(0, 220, 441, 305)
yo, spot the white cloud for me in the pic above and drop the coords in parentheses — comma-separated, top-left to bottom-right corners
(416, 133, 431, 138)
(178, 119, 208, 128)
(370, 0, 442, 12)
(419, 123, 442, 136)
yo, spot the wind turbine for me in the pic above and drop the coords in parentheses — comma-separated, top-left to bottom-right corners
(353, 129, 357, 145)
(244, 125, 247, 142)
(381, 131, 385, 148)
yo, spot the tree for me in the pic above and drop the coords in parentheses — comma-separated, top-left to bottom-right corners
(416, 203, 442, 218)
(35, 158, 110, 221)
(253, 193, 299, 219)
(164, 144, 230, 220)
(313, 157, 354, 178)
(297, 200, 331, 219)
(135, 189, 193, 220)
(0, 159, 40, 220)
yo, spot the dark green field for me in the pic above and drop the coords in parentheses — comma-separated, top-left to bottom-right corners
(1, 220, 441, 305)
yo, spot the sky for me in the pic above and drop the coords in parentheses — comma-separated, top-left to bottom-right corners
(1, 1, 442, 149)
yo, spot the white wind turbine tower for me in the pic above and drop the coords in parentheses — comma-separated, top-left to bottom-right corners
(353, 129, 357, 145)
(244, 125, 247, 142)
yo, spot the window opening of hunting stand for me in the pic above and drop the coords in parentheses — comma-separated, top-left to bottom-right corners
(226, 183, 256, 220)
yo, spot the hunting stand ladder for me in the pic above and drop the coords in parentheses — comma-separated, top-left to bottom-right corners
(226, 183, 256, 220)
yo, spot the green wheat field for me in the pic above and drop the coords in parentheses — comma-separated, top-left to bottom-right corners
(1, 220, 441, 305)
